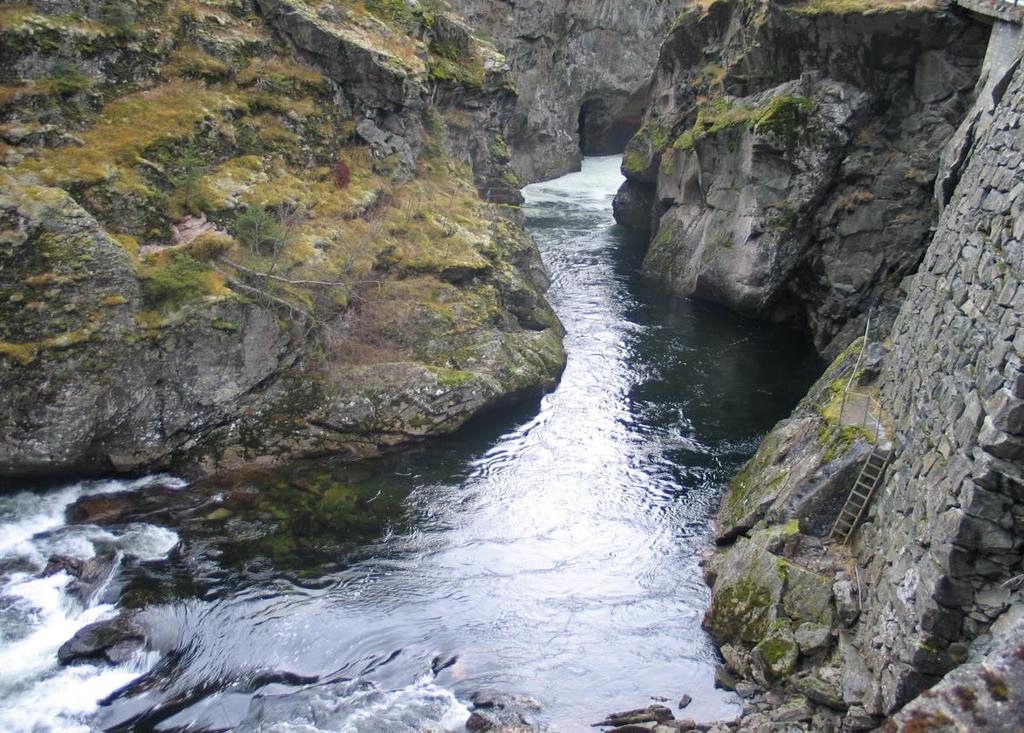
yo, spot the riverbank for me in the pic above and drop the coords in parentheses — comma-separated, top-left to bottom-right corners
(0, 156, 823, 732)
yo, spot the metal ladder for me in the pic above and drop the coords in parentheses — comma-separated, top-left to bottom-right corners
(828, 447, 892, 544)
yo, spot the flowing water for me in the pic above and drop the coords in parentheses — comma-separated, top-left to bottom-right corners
(0, 156, 822, 732)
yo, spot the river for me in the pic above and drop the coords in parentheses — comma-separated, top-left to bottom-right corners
(0, 156, 821, 732)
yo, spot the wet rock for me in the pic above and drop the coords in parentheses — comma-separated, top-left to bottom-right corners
(466, 688, 541, 731)
(612, 180, 655, 231)
(66, 550, 120, 606)
(677, 694, 692, 709)
(57, 615, 145, 666)
(466, 711, 502, 731)
(42, 554, 85, 578)
(593, 705, 674, 727)
(431, 654, 458, 676)
(714, 666, 738, 691)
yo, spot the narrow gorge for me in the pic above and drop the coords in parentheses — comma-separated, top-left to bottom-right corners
(0, 1, 1022, 732)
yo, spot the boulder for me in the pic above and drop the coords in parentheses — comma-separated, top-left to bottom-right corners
(57, 615, 145, 666)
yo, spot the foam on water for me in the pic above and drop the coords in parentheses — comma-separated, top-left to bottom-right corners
(0, 476, 185, 732)
(236, 675, 472, 733)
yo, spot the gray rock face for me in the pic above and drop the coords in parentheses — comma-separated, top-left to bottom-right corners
(703, 33, 1024, 733)
(881, 616, 1024, 733)
(618, 0, 988, 356)
(447, 0, 686, 182)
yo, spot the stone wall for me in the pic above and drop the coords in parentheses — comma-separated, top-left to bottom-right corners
(852, 49, 1024, 715)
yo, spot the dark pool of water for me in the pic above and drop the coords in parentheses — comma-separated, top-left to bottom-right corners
(0, 156, 822, 733)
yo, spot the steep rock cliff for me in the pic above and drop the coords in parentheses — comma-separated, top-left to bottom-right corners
(617, 0, 988, 357)
(0, 0, 565, 480)
(446, 0, 686, 182)
(702, 34, 1024, 733)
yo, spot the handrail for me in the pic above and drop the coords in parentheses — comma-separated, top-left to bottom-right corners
(837, 309, 885, 444)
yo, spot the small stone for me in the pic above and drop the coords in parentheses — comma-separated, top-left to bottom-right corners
(771, 697, 812, 722)
(734, 681, 760, 699)
(677, 694, 692, 709)
(715, 665, 738, 691)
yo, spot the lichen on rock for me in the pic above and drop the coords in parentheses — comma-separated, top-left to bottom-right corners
(0, 0, 565, 480)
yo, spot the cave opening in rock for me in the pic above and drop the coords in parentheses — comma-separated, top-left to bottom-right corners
(577, 96, 641, 156)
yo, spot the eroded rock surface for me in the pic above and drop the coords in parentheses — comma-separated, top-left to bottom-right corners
(447, 0, 687, 182)
(618, 0, 988, 356)
(0, 0, 565, 480)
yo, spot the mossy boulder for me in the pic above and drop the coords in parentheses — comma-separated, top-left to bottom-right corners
(705, 536, 786, 644)
(753, 619, 799, 682)
(705, 526, 836, 673)
(715, 339, 876, 542)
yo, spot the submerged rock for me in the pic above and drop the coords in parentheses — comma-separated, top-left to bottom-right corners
(466, 687, 544, 731)
(593, 706, 675, 727)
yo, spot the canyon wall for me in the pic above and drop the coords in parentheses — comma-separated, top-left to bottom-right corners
(699, 10, 1024, 731)
(615, 0, 989, 357)
(447, 0, 686, 182)
(0, 0, 565, 480)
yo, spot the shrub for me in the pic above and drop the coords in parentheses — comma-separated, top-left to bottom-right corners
(234, 207, 284, 256)
(333, 158, 351, 189)
(169, 148, 210, 215)
(50, 60, 92, 95)
(185, 232, 234, 261)
(141, 251, 212, 307)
